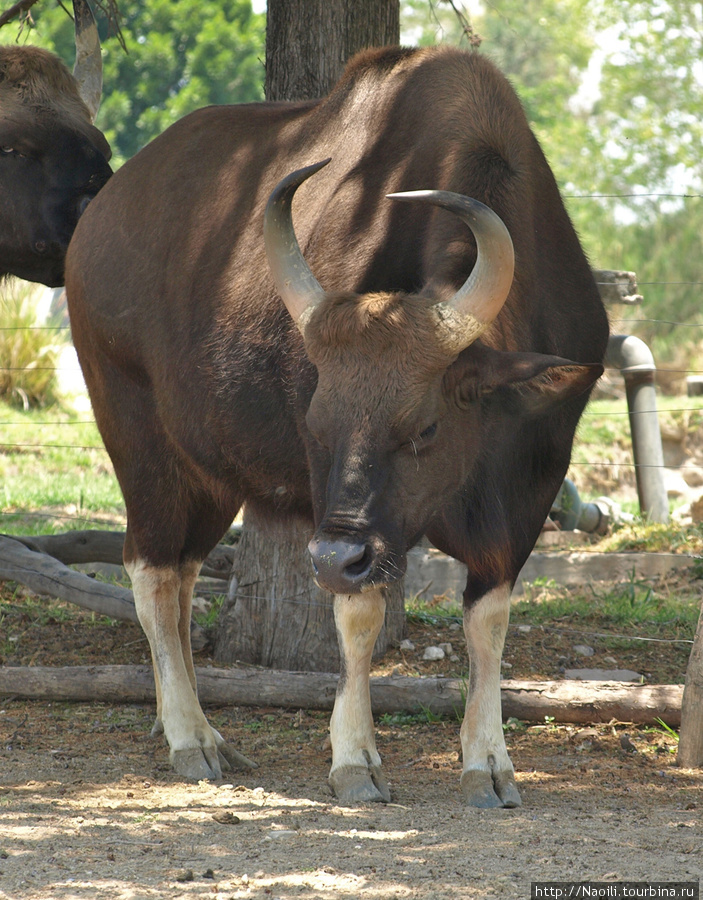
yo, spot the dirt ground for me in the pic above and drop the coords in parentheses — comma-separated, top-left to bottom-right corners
(1, 590, 702, 899)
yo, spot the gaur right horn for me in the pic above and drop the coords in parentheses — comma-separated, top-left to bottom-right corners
(387, 190, 514, 351)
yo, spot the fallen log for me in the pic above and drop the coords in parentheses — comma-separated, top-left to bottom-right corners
(0, 535, 138, 623)
(0, 665, 684, 726)
(3, 531, 236, 580)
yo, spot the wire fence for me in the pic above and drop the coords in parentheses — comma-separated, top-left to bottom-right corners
(1, 195, 702, 670)
(2, 297, 703, 513)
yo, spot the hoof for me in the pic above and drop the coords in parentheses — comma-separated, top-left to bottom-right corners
(329, 764, 391, 803)
(494, 769, 522, 808)
(461, 768, 521, 809)
(217, 741, 258, 771)
(171, 746, 222, 781)
(150, 718, 164, 738)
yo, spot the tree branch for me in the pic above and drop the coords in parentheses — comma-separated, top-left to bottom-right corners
(0, 0, 41, 30)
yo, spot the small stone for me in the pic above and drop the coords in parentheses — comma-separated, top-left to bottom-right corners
(438, 642, 453, 655)
(573, 644, 595, 657)
(423, 645, 445, 660)
(517, 625, 532, 634)
(603, 656, 618, 666)
(265, 830, 298, 840)
(501, 660, 513, 669)
(399, 639, 416, 651)
(449, 622, 462, 631)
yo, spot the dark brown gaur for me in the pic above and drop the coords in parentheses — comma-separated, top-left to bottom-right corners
(0, 0, 111, 286)
(65, 45, 609, 809)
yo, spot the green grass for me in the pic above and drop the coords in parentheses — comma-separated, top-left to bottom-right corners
(0, 400, 124, 534)
(514, 572, 699, 636)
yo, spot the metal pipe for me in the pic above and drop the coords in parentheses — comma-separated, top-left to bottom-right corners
(604, 334, 669, 524)
(551, 478, 611, 533)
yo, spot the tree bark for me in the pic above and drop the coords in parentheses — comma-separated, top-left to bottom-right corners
(0, 665, 684, 727)
(214, 1, 403, 672)
(213, 508, 405, 672)
(265, 0, 400, 101)
(677, 600, 703, 768)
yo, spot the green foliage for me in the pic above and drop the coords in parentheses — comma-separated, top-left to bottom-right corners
(192, 594, 225, 629)
(401, 0, 469, 46)
(470, 0, 703, 374)
(596, 0, 703, 197)
(27, 0, 265, 167)
(0, 280, 67, 409)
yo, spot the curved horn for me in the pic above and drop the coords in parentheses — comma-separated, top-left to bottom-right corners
(72, 0, 102, 122)
(387, 190, 514, 348)
(264, 159, 331, 333)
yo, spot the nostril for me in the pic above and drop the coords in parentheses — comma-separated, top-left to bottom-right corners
(34, 240, 47, 254)
(344, 544, 372, 577)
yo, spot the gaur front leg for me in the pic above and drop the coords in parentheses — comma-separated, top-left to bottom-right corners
(460, 583, 522, 808)
(328, 589, 390, 803)
(127, 559, 255, 779)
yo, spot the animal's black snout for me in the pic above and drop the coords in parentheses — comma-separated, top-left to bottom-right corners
(308, 535, 373, 595)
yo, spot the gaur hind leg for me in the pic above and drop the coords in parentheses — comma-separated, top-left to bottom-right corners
(90, 377, 253, 778)
(328, 589, 390, 803)
(460, 582, 521, 808)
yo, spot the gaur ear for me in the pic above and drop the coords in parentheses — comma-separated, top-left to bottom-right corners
(448, 345, 603, 415)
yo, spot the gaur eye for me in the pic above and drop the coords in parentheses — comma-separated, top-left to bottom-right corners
(419, 423, 437, 441)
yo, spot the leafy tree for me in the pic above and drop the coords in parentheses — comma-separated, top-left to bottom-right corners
(469, 0, 703, 373)
(596, 0, 703, 198)
(27, 0, 265, 166)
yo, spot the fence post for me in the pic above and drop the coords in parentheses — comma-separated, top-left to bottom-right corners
(593, 270, 669, 524)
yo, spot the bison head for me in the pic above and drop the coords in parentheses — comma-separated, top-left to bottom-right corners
(265, 162, 601, 595)
(0, 0, 111, 286)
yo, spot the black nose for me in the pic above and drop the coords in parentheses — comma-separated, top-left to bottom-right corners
(308, 535, 373, 594)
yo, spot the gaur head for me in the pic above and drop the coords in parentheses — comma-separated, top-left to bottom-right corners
(265, 161, 602, 595)
(0, 0, 111, 286)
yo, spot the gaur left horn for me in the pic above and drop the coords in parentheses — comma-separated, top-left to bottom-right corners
(264, 159, 330, 332)
(387, 190, 514, 350)
(72, 0, 102, 122)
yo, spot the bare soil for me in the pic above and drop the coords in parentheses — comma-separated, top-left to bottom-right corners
(1, 586, 702, 899)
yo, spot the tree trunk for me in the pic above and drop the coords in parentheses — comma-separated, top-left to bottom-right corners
(265, 0, 400, 101)
(213, 1, 403, 672)
(677, 600, 703, 768)
(213, 508, 405, 672)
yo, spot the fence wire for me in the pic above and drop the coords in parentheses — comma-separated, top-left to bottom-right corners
(2, 246, 703, 658)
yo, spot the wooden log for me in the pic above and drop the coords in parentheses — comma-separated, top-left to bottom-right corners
(0, 535, 138, 623)
(677, 600, 703, 768)
(3, 531, 236, 580)
(0, 665, 684, 726)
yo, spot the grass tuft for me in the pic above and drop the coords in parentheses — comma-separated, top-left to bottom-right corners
(0, 279, 68, 408)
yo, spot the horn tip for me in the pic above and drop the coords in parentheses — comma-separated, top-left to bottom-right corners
(387, 190, 434, 201)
